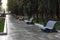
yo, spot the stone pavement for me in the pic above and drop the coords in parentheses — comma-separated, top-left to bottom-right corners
(3, 14, 60, 40)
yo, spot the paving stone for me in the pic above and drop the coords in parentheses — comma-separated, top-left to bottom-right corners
(4, 14, 60, 40)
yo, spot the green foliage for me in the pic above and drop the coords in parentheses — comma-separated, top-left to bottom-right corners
(8, 0, 60, 20)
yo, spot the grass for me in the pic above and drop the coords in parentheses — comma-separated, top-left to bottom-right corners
(0, 17, 5, 32)
(34, 19, 60, 30)
(55, 21, 60, 30)
(34, 18, 46, 25)
(24, 18, 60, 30)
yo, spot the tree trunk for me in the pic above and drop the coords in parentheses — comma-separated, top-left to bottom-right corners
(56, 0, 59, 19)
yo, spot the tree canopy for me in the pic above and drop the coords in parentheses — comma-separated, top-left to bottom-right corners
(7, 0, 60, 20)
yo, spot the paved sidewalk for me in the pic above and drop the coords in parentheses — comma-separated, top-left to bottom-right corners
(5, 14, 60, 40)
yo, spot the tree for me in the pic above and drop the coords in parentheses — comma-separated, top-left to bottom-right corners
(8, 0, 60, 21)
(0, 0, 1, 5)
(0, 0, 1, 10)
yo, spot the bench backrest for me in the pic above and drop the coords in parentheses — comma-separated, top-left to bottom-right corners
(29, 18, 33, 22)
(45, 20, 56, 29)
